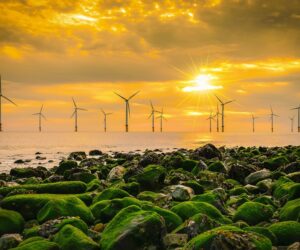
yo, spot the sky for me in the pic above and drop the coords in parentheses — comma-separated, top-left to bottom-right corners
(0, 0, 299, 132)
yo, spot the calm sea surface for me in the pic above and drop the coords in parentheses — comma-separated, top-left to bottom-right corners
(0, 132, 299, 172)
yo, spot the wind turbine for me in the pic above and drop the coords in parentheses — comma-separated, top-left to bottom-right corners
(71, 98, 87, 132)
(251, 114, 259, 133)
(32, 105, 46, 132)
(216, 104, 220, 132)
(289, 116, 295, 133)
(207, 112, 215, 133)
(157, 108, 166, 132)
(114, 91, 139, 132)
(215, 95, 235, 132)
(270, 106, 279, 133)
(101, 108, 112, 132)
(148, 101, 159, 132)
(291, 105, 300, 132)
(0, 75, 17, 132)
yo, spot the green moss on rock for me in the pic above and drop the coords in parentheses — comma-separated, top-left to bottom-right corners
(55, 160, 78, 175)
(11, 239, 59, 250)
(92, 188, 130, 204)
(171, 201, 231, 224)
(54, 224, 99, 250)
(183, 226, 272, 250)
(0, 181, 87, 196)
(131, 164, 166, 191)
(37, 196, 94, 223)
(268, 221, 300, 246)
(100, 205, 166, 250)
(233, 202, 273, 226)
(279, 198, 300, 221)
(0, 208, 25, 235)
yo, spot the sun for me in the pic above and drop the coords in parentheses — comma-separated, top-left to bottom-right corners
(182, 74, 223, 92)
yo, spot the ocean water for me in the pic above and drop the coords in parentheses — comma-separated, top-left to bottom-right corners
(0, 132, 299, 173)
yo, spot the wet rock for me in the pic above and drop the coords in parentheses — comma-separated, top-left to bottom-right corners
(173, 213, 220, 239)
(282, 162, 300, 174)
(89, 150, 102, 156)
(228, 163, 258, 183)
(0, 209, 25, 235)
(287, 242, 300, 250)
(208, 161, 226, 173)
(68, 151, 87, 161)
(245, 169, 272, 185)
(107, 166, 126, 182)
(194, 144, 222, 160)
(139, 151, 161, 167)
(55, 160, 78, 175)
(163, 185, 194, 201)
(14, 159, 25, 164)
(10, 167, 49, 179)
(163, 234, 188, 249)
(0, 234, 22, 250)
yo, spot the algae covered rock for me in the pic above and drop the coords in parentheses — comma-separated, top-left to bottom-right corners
(54, 224, 99, 250)
(245, 169, 271, 185)
(55, 160, 78, 175)
(0, 209, 25, 235)
(233, 201, 273, 225)
(279, 198, 300, 221)
(11, 237, 59, 250)
(268, 221, 300, 246)
(100, 205, 166, 250)
(0, 181, 87, 196)
(194, 144, 222, 160)
(92, 188, 130, 203)
(171, 201, 231, 224)
(37, 196, 94, 223)
(183, 226, 272, 250)
(131, 164, 166, 191)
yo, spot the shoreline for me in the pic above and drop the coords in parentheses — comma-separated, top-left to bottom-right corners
(0, 144, 299, 249)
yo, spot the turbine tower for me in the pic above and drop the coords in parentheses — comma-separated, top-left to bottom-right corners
(207, 112, 215, 133)
(32, 105, 46, 132)
(270, 106, 279, 133)
(251, 114, 259, 133)
(148, 101, 158, 132)
(216, 104, 220, 132)
(215, 95, 235, 133)
(71, 98, 87, 132)
(0, 75, 17, 132)
(114, 91, 139, 132)
(101, 108, 112, 132)
(290, 116, 295, 133)
(291, 105, 300, 132)
(157, 108, 166, 133)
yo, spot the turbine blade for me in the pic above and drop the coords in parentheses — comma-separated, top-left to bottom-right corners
(150, 100, 154, 110)
(214, 95, 223, 104)
(128, 91, 140, 100)
(114, 92, 126, 100)
(224, 100, 235, 105)
(2, 95, 17, 106)
(107, 113, 113, 115)
(40, 104, 43, 113)
(77, 108, 87, 111)
(101, 108, 105, 115)
(42, 114, 47, 120)
(148, 112, 152, 119)
(70, 111, 76, 118)
(72, 97, 77, 108)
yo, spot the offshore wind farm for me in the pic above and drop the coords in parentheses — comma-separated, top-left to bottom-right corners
(0, 1, 300, 250)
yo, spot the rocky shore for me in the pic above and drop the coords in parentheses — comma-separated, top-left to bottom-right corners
(0, 144, 299, 250)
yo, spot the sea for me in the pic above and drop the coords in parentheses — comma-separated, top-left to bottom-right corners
(0, 132, 299, 173)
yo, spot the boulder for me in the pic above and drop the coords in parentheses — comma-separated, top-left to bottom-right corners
(99, 205, 166, 250)
(194, 144, 222, 160)
(245, 169, 272, 185)
(279, 198, 300, 221)
(37, 197, 94, 223)
(0, 209, 25, 235)
(54, 225, 99, 250)
(268, 221, 300, 246)
(233, 201, 273, 226)
(0, 234, 22, 250)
